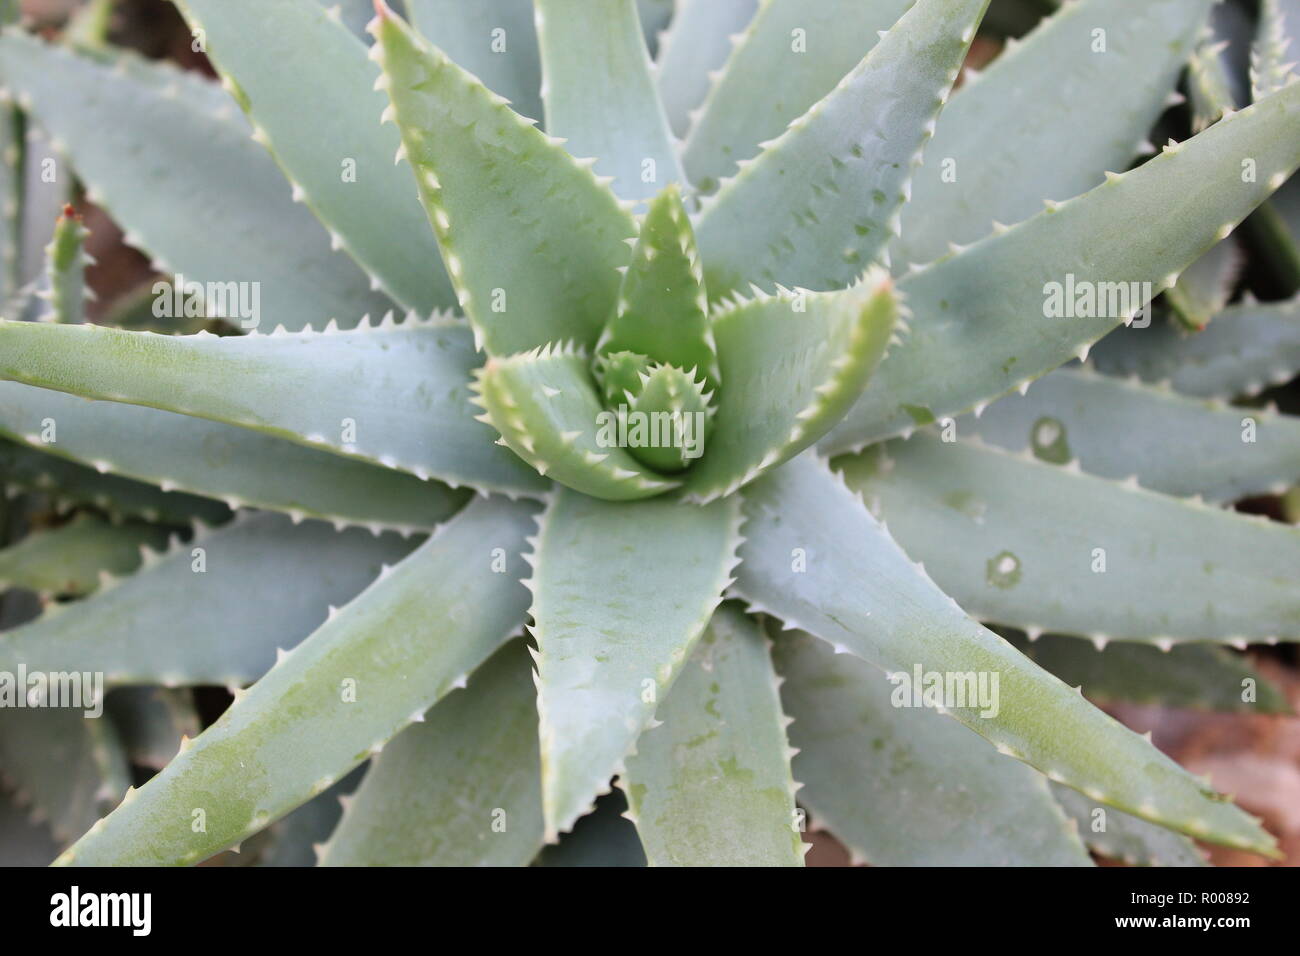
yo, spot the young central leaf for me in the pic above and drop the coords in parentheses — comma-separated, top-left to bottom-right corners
(620, 363, 714, 473)
(594, 184, 721, 394)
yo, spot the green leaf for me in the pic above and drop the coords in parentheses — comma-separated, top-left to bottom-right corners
(474, 343, 680, 500)
(1089, 296, 1300, 399)
(0, 439, 230, 526)
(695, 0, 986, 296)
(823, 84, 1300, 452)
(56, 496, 536, 865)
(1188, 29, 1241, 132)
(0, 317, 547, 497)
(0, 512, 419, 687)
(1253, 0, 1300, 102)
(0, 31, 394, 332)
(735, 453, 1276, 855)
(653, 0, 757, 139)
(1167, 238, 1242, 331)
(962, 367, 1300, 503)
(535, 0, 683, 201)
(682, 277, 896, 503)
(1050, 783, 1207, 867)
(622, 364, 713, 473)
(529, 487, 741, 840)
(0, 705, 130, 846)
(773, 628, 1092, 866)
(39, 203, 89, 324)
(596, 184, 719, 392)
(1003, 632, 1291, 715)
(681, 0, 912, 195)
(622, 605, 805, 866)
(0, 381, 470, 532)
(104, 687, 202, 770)
(894, 0, 1214, 269)
(405, 0, 543, 123)
(0, 91, 24, 300)
(321, 640, 544, 866)
(373, 5, 637, 355)
(837, 434, 1300, 646)
(174, 0, 456, 314)
(0, 514, 169, 597)
(253, 768, 361, 867)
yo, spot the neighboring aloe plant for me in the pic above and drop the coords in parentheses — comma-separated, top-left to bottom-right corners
(0, 0, 1297, 867)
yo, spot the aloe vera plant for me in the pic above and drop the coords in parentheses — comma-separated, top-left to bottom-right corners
(0, 0, 1298, 868)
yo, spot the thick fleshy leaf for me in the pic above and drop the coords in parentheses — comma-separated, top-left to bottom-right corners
(695, 0, 986, 296)
(0, 705, 130, 846)
(1089, 296, 1300, 399)
(0, 381, 470, 532)
(0, 32, 393, 332)
(0, 513, 168, 597)
(530, 487, 741, 840)
(0, 317, 546, 497)
(536, 0, 683, 201)
(175, 0, 456, 314)
(735, 453, 1276, 854)
(963, 367, 1300, 503)
(0, 97, 22, 301)
(475, 343, 679, 500)
(894, 0, 1214, 269)
(1003, 632, 1291, 715)
(622, 364, 713, 473)
(1051, 783, 1207, 867)
(321, 640, 543, 866)
(253, 768, 362, 867)
(682, 277, 896, 503)
(0, 439, 230, 526)
(681, 0, 911, 194)
(0, 512, 419, 687)
(405, 0, 543, 123)
(1167, 238, 1241, 330)
(774, 629, 1091, 866)
(823, 85, 1300, 452)
(374, 5, 636, 355)
(1253, 0, 1300, 101)
(104, 687, 202, 770)
(56, 496, 536, 865)
(595, 184, 718, 391)
(39, 203, 89, 324)
(653, 0, 757, 139)
(838, 434, 1300, 645)
(622, 605, 805, 867)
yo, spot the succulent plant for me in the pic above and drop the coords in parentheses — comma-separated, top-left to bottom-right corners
(0, 0, 1298, 867)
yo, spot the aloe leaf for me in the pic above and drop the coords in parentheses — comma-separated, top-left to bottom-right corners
(682, 277, 896, 503)
(623, 364, 713, 473)
(621, 605, 804, 866)
(895, 0, 1213, 269)
(0, 513, 168, 598)
(0, 439, 230, 526)
(534, 791, 646, 867)
(653, 0, 757, 139)
(735, 453, 1276, 854)
(0, 512, 419, 688)
(962, 367, 1300, 503)
(773, 629, 1091, 866)
(374, 5, 636, 356)
(255, 768, 361, 867)
(0, 381, 470, 532)
(838, 434, 1300, 646)
(1089, 296, 1300, 399)
(474, 343, 679, 500)
(1003, 632, 1290, 715)
(321, 640, 544, 866)
(0, 83, 23, 300)
(37, 203, 90, 325)
(314, 0, 376, 41)
(174, 0, 455, 315)
(1166, 239, 1242, 331)
(535, 0, 683, 201)
(824, 85, 1300, 453)
(695, 0, 986, 296)
(104, 687, 202, 770)
(0, 317, 547, 497)
(0, 705, 130, 846)
(530, 487, 742, 840)
(1050, 783, 1207, 867)
(0, 787, 60, 866)
(0, 31, 394, 332)
(1253, 0, 1300, 101)
(405, 0, 543, 123)
(596, 184, 719, 391)
(681, 0, 912, 195)
(56, 496, 536, 865)
(1189, 25, 1244, 132)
